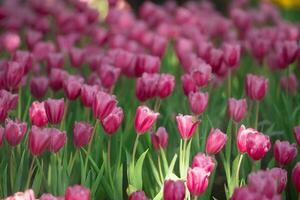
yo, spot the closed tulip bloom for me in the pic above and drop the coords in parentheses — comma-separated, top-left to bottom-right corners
(151, 127, 168, 150)
(0, 89, 18, 110)
(25, 29, 42, 50)
(223, 43, 241, 67)
(46, 52, 64, 71)
(113, 49, 135, 69)
(274, 140, 297, 166)
(28, 126, 50, 156)
(101, 107, 123, 135)
(237, 125, 257, 153)
(92, 91, 117, 120)
(293, 125, 300, 146)
(13, 50, 33, 74)
(245, 74, 268, 101)
(98, 64, 121, 88)
(151, 35, 167, 58)
(246, 131, 271, 160)
(44, 98, 65, 124)
(0, 126, 4, 146)
(188, 91, 209, 115)
(280, 74, 298, 95)
(292, 162, 300, 192)
(33, 41, 56, 61)
(29, 101, 48, 127)
(49, 69, 68, 91)
(4, 61, 24, 89)
(128, 190, 149, 200)
(227, 98, 247, 123)
(187, 167, 209, 196)
(192, 153, 215, 175)
(30, 76, 49, 99)
(73, 121, 94, 148)
(190, 62, 212, 87)
(63, 75, 84, 100)
(1, 32, 20, 53)
(48, 128, 67, 153)
(268, 168, 287, 193)
(206, 128, 227, 155)
(157, 74, 175, 99)
(134, 106, 159, 134)
(5, 119, 27, 146)
(136, 73, 160, 101)
(135, 54, 160, 76)
(81, 84, 99, 107)
(181, 74, 197, 96)
(65, 185, 90, 200)
(69, 47, 85, 68)
(176, 114, 199, 140)
(163, 180, 186, 200)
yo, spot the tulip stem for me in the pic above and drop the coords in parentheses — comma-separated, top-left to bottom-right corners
(227, 70, 232, 98)
(254, 101, 259, 130)
(107, 136, 112, 167)
(235, 154, 244, 186)
(158, 154, 164, 182)
(193, 195, 198, 200)
(18, 87, 22, 119)
(132, 134, 140, 163)
(60, 100, 69, 130)
(84, 120, 98, 176)
(154, 98, 161, 113)
(26, 156, 36, 189)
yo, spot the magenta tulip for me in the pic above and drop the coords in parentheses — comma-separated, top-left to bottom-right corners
(48, 128, 67, 153)
(101, 107, 124, 135)
(63, 75, 84, 100)
(192, 153, 215, 175)
(30, 76, 49, 99)
(44, 98, 65, 124)
(294, 125, 300, 146)
(29, 101, 48, 127)
(181, 74, 197, 96)
(128, 190, 149, 200)
(245, 74, 268, 101)
(227, 98, 247, 123)
(237, 125, 257, 153)
(151, 127, 168, 150)
(292, 162, 300, 192)
(157, 74, 175, 99)
(28, 126, 50, 156)
(176, 114, 199, 140)
(73, 121, 94, 148)
(92, 91, 117, 120)
(206, 128, 227, 155)
(5, 119, 27, 146)
(187, 167, 209, 197)
(246, 131, 271, 160)
(81, 84, 99, 107)
(49, 69, 68, 91)
(274, 140, 297, 166)
(190, 62, 212, 87)
(65, 185, 90, 200)
(134, 106, 159, 134)
(163, 180, 186, 200)
(223, 43, 241, 67)
(188, 91, 209, 115)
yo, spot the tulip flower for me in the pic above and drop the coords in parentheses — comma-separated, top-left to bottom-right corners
(113, 49, 135, 70)
(208, 48, 223, 73)
(135, 54, 160, 76)
(29, 101, 48, 127)
(246, 131, 271, 160)
(245, 74, 268, 101)
(223, 43, 241, 67)
(97, 64, 121, 89)
(274, 140, 297, 166)
(188, 91, 209, 115)
(206, 128, 227, 155)
(151, 127, 168, 150)
(49, 69, 68, 91)
(176, 114, 199, 140)
(187, 167, 209, 197)
(81, 84, 99, 107)
(293, 125, 300, 146)
(13, 50, 33, 74)
(227, 98, 247, 123)
(30, 76, 49, 99)
(48, 128, 67, 153)
(0, 126, 4, 146)
(28, 126, 50, 156)
(181, 74, 197, 96)
(192, 153, 215, 175)
(63, 75, 84, 100)
(44, 98, 65, 124)
(190, 62, 212, 87)
(0, 89, 18, 110)
(292, 162, 300, 192)
(73, 121, 94, 149)
(101, 107, 124, 135)
(135, 73, 160, 102)
(69, 47, 85, 68)
(46, 52, 64, 71)
(163, 180, 186, 200)
(40, 193, 64, 200)
(4, 61, 24, 90)
(280, 74, 298, 95)
(25, 29, 42, 50)
(5, 119, 27, 146)
(151, 34, 167, 58)
(268, 168, 287, 193)
(134, 106, 159, 134)
(65, 185, 90, 200)
(4, 189, 36, 200)
(1, 32, 20, 53)
(157, 74, 175, 99)
(33, 41, 56, 61)
(128, 190, 149, 200)
(92, 91, 117, 120)
(237, 125, 257, 153)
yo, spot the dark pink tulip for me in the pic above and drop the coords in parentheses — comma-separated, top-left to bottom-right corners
(276, 41, 298, 65)
(87, 54, 102, 71)
(292, 162, 300, 192)
(0, 102, 8, 122)
(28, 126, 50, 156)
(49, 69, 68, 91)
(1, 32, 20, 53)
(245, 74, 268, 101)
(163, 180, 186, 200)
(237, 125, 257, 153)
(0, 126, 4, 146)
(188, 91, 209, 115)
(46, 53, 64, 71)
(25, 29, 42, 50)
(176, 114, 199, 140)
(73, 121, 94, 148)
(190, 62, 212, 87)
(135, 54, 160, 76)
(208, 48, 223, 73)
(33, 41, 56, 61)
(92, 91, 117, 120)
(13, 50, 33, 74)
(4, 61, 24, 90)
(5, 119, 27, 146)
(65, 185, 90, 200)
(227, 98, 247, 123)
(112, 49, 135, 69)
(151, 127, 168, 150)
(101, 107, 123, 135)
(63, 75, 84, 100)
(246, 131, 271, 160)
(150, 35, 167, 58)
(135, 73, 160, 101)
(134, 106, 159, 134)
(29, 101, 48, 127)
(293, 125, 300, 146)
(206, 128, 227, 155)
(0, 89, 18, 110)
(192, 153, 215, 175)
(157, 74, 175, 99)
(248, 37, 271, 64)
(231, 186, 259, 200)
(128, 190, 149, 200)
(280, 74, 298, 95)
(98, 64, 121, 88)
(268, 168, 287, 193)
(69, 47, 84, 68)
(197, 41, 212, 62)
(40, 193, 64, 200)
(48, 128, 66, 153)
(223, 43, 241, 67)
(44, 98, 65, 124)
(30, 76, 49, 99)
(181, 74, 198, 96)
(81, 84, 99, 107)
(274, 140, 297, 166)
(187, 167, 209, 197)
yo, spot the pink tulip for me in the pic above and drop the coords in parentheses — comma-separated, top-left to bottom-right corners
(190, 61, 212, 87)
(151, 127, 168, 150)
(98, 64, 121, 89)
(192, 153, 215, 175)
(292, 162, 300, 192)
(293, 125, 300, 146)
(135, 54, 160, 76)
(223, 43, 241, 67)
(81, 84, 99, 107)
(268, 168, 287, 193)
(163, 180, 186, 200)
(128, 190, 149, 200)
(181, 74, 197, 96)
(48, 128, 66, 153)
(246, 131, 271, 160)
(280, 74, 298, 95)
(49, 69, 68, 91)
(0, 89, 18, 110)
(25, 29, 42, 50)
(63, 75, 84, 100)
(187, 167, 209, 197)
(237, 125, 257, 153)
(33, 41, 56, 61)
(4, 61, 24, 90)
(245, 74, 268, 101)
(69, 47, 85, 68)
(28, 126, 50, 156)
(30, 76, 49, 99)
(134, 106, 159, 134)
(1, 32, 20, 53)
(274, 140, 297, 166)
(92, 91, 117, 120)
(5, 119, 27, 146)
(29, 101, 48, 127)
(13, 50, 33, 74)
(73, 121, 94, 148)
(188, 91, 209, 115)
(65, 185, 90, 200)
(227, 98, 247, 123)
(101, 107, 123, 135)
(136, 73, 160, 102)
(4, 189, 36, 200)
(46, 52, 64, 71)
(176, 114, 199, 140)
(40, 193, 64, 200)
(206, 128, 227, 155)
(157, 74, 175, 99)
(150, 35, 167, 58)
(44, 98, 65, 124)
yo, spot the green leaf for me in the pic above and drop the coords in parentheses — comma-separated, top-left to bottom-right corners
(133, 149, 149, 190)
(32, 161, 43, 196)
(13, 150, 26, 192)
(91, 163, 104, 198)
(148, 155, 162, 185)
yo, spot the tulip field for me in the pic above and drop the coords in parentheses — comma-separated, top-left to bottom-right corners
(1, 0, 300, 199)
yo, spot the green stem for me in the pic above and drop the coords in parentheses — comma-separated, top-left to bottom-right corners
(228, 70, 232, 98)
(193, 195, 198, 200)
(68, 150, 78, 174)
(158, 154, 164, 182)
(26, 157, 36, 189)
(154, 98, 161, 113)
(254, 101, 259, 130)
(84, 120, 98, 173)
(132, 134, 140, 163)
(10, 149, 15, 191)
(107, 136, 112, 167)
(18, 87, 22, 119)
(235, 154, 244, 186)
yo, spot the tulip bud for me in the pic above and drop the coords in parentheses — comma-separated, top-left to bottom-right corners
(44, 98, 65, 124)
(30, 76, 49, 99)
(97, 64, 121, 89)
(73, 121, 94, 148)
(245, 74, 268, 101)
(1, 32, 20, 53)
(0, 89, 18, 110)
(135, 54, 160, 76)
(135, 73, 160, 102)
(25, 29, 42, 50)
(292, 162, 300, 192)
(227, 98, 247, 123)
(28, 126, 50, 156)
(33, 41, 56, 61)
(280, 74, 298, 95)
(246, 131, 271, 160)
(49, 69, 68, 91)
(48, 128, 67, 153)
(4, 61, 24, 90)
(187, 167, 209, 197)
(190, 62, 212, 87)
(101, 107, 124, 135)
(268, 168, 287, 193)
(237, 125, 257, 153)
(5, 119, 27, 146)
(65, 185, 90, 200)
(192, 153, 215, 174)
(113, 49, 135, 69)
(134, 106, 159, 134)
(274, 140, 297, 166)
(69, 47, 85, 68)
(63, 75, 84, 100)
(13, 50, 33, 74)
(157, 74, 175, 99)
(46, 52, 64, 71)
(81, 84, 99, 107)
(151, 35, 167, 58)
(188, 91, 209, 115)
(206, 128, 227, 155)
(293, 125, 300, 146)
(128, 190, 149, 200)
(181, 74, 197, 96)
(151, 127, 168, 150)
(92, 91, 117, 120)
(29, 101, 48, 127)
(0, 126, 4, 146)
(176, 114, 199, 140)
(223, 43, 241, 67)
(163, 180, 186, 200)
(208, 48, 223, 73)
